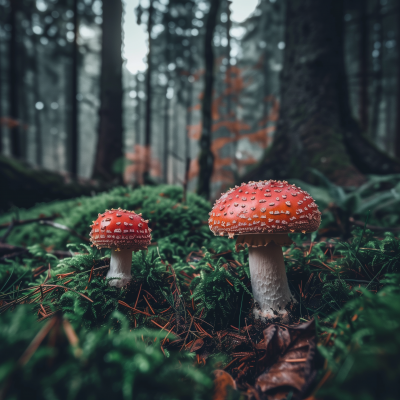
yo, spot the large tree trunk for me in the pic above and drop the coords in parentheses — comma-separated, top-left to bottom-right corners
(0, 28, 3, 155)
(143, 0, 154, 184)
(93, 0, 123, 183)
(395, 1, 400, 159)
(371, 1, 383, 145)
(9, 0, 21, 159)
(358, 0, 368, 133)
(70, 0, 79, 178)
(197, 0, 221, 198)
(245, 0, 400, 187)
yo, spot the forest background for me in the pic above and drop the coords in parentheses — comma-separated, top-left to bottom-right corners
(1, 0, 400, 399)
(1, 0, 400, 203)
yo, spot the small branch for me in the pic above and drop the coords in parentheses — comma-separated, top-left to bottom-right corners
(0, 215, 59, 244)
(0, 243, 72, 262)
(0, 215, 57, 229)
(39, 220, 90, 242)
(349, 217, 400, 232)
(0, 219, 15, 243)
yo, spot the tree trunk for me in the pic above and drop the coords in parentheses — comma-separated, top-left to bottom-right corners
(163, 85, 170, 184)
(358, 0, 368, 132)
(197, 0, 221, 198)
(0, 29, 3, 155)
(395, 2, 400, 159)
(135, 74, 141, 184)
(70, 0, 79, 178)
(162, 17, 170, 184)
(184, 3, 194, 197)
(31, 18, 43, 167)
(226, 0, 232, 119)
(9, 0, 21, 158)
(244, 0, 400, 187)
(143, 0, 154, 184)
(370, 2, 383, 145)
(93, 0, 123, 183)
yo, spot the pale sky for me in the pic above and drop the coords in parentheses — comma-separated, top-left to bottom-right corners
(122, 0, 259, 74)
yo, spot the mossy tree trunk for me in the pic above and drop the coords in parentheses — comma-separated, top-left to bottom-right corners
(245, 0, 400, 187)
(93, 0, 123, 183)
(197, 0, 221, 199)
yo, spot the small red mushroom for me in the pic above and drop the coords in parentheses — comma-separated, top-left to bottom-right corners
(89, 208, 151, 287)
(208, 180, 321, 321)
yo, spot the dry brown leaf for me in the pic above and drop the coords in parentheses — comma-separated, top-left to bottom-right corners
(213, 370, 237, 400)
(254, 319, 317, 400)
(190, 338, 204, 353)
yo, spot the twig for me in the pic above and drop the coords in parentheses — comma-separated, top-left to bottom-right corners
(18, 316, 59, 366)
(0, 243, 71, 261)
(349, 217, 400, 232)
(134, 283, 142, 308)
(118, 300, 152, 316)
(0, 215, 58, 229)
(0, 219, 15, 243)
(0, 215, 59, 244)
(39, 220, 89, 242)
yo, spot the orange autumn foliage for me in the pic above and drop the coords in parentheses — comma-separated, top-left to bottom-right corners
(124, 144, 162, 185)
(187, 63, 280, 185)
(0, 117, 28, 129)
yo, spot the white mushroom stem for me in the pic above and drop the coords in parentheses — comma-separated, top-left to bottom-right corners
(248, 241, 294, 320)
(106, 248, 133, 288)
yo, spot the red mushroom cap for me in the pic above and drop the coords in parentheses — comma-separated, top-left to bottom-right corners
(89, 208, 151, 250)
(208, 180, 321, 237)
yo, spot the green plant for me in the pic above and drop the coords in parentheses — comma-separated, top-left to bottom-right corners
(291, 170, 400, 237)
(0, 307, 214, 400)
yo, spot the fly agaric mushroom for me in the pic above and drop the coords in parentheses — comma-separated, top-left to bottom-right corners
(208, 180, 321, 320)
(89, 208, 151, 288)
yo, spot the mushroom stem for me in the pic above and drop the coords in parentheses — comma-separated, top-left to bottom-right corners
(248, 242, 294, 320)
(106, 248, 133, 288)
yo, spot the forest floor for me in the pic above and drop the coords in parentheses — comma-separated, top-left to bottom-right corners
(0, 182, 400, 400)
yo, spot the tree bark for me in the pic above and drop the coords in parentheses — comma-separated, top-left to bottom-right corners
(9, 0, 21, 158)
(244, 0, 400, 187)
(163, 85, 170, 184)
(135, 74, 142, 184)
(31, 17, 43, 167)
(162, 15, 170, 184)
(197, 0, 221, 198)
(93, 0, 123, 183)
(70, 0, 79, 178)
(358, 0, 368, 133)
(184, 3, 194, 195)
(395, 1, 400, 159)
(370, 2, 383, 145)
(0, 28, 3, 154)
(143, 0, 154, 184)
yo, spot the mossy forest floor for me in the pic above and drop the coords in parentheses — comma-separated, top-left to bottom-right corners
(1, 182, 400, 400)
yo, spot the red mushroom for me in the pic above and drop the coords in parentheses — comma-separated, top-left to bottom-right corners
(90, 208, 151, 288)
(208, 180, 321, 320)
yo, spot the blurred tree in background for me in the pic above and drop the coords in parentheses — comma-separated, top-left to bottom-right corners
(245, 0, 400, 187)
(0, 0, 400, 204)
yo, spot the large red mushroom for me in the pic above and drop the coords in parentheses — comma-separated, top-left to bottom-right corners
(90, 208, 151, 287)
(209, 180, 321, 320)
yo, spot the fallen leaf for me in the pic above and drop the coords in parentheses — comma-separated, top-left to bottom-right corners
(190, 338, 204, 352)
(213, 370, 237, 400)
(254, 319, 317, 400)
